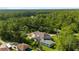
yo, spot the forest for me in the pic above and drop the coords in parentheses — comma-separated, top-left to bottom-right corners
(0, 9, 79, 51)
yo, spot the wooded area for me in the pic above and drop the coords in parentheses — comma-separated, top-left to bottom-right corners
(0, 9, 79, 51)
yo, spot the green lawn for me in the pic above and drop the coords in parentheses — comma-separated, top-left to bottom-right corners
(41, 45, 54, 51)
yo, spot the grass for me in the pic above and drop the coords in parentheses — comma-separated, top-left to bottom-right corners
(41, 45, 54, 51)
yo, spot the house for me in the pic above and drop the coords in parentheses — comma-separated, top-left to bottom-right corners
(17, 43, 31, 51)
(6, 42, 18, 51)
(0, 42, 32, 51)
(0, 44, 10, 51)
(27, 31, 55, 47)
(27, 31, 51, 41)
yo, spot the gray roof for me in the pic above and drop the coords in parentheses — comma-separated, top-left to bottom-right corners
(41, 40, 55, 47)
(44, 33, 51, 40)
(42, 40, 55, 45)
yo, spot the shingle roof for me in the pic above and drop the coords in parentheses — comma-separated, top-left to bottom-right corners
(41, 40, 55, 47)
(0, 44, 10, 51)
(17, 43, 29, 51)
(42, 40, 55, 45)
(27, 31, 52, 42)
(33, 31, 44, 40)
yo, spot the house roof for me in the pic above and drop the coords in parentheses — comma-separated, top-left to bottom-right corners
(33, 31, 44, 40)
(41, 40, 55, 45)
(27, 31, 52, 42)
(44, 33, 51, 40)
(17, 43, 30, 51)
(0, 44, 10, 51)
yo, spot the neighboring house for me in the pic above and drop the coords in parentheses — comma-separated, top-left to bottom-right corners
(17, 43, 32, 51)
(0, 43, 32, 51)
(6, 42, 18, 51)
(0, 44, 10, 51)
(27, 31, 55, 47)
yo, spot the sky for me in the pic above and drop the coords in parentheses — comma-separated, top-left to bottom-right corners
(0, 0, 79, 9)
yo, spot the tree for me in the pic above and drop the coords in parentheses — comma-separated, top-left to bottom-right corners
(56, 25, 77, 51)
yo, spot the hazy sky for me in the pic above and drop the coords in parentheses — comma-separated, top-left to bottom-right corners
(0, 0, 79, 9)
